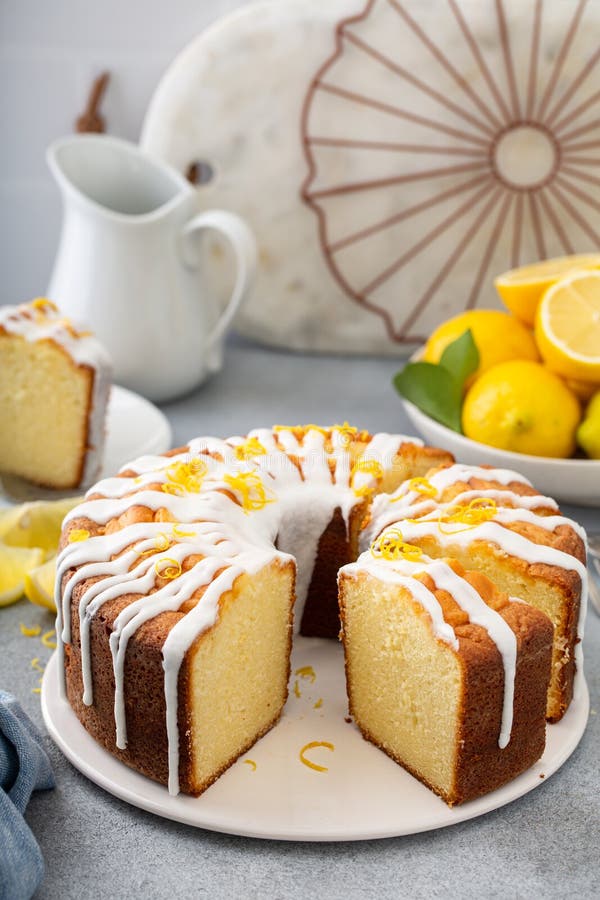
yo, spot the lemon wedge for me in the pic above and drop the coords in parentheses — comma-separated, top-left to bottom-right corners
(535, 271, 600, 383)
(24, 556, 58, 611)
(1, 496, 82, 556)
(0, 544, 44, 607)
(494, 254, 600, 325)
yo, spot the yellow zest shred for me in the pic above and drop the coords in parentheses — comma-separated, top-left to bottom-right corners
(222, 472, 273, 513)
(295, 665, 316, 684)
(244, 759, 257, 771)
(351, 458, 383, 497)
(32, 687, 41, 694)
(299, 741, 335, 773)
(20, 623, 42, 637)
(314, 698, 323, 709)
(370, 527, 423, 562)
(437, 498, 497, 534)
(162, 459, 208, 496)
(41, 630, 57, 650)
(154, 557, 182, 580)
(235, 437, 267, 460)
(172, 523, 196, 539)
(68, 529, 90, 543)
(294, 680, 301, 699)
(31, 658, 44, 673)
(30, 297, 58, 313)
(407, 477, 438, 499)
(139, 532, 171, 556)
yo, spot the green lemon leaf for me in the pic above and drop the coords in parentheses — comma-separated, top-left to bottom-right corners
(439, 329, 479, 386)
(393, 362, 463, 432)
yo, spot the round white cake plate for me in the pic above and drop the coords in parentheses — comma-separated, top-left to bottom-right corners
(42, 637, 589, 842)
(0, 385, 172, 504)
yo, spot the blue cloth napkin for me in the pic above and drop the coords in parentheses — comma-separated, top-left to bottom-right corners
(0, 690, 55, 900)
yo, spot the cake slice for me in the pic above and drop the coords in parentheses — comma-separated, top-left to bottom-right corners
(339, 547, 553, 806)
(0, 298, 112, 489)
(366, 464, 587, 722)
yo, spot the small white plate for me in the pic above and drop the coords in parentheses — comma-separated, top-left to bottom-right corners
(102, 385, 172, 478)
(42, 637, 588, 842)
(0, 385, 172, 503)
(401, 398, 600, 508)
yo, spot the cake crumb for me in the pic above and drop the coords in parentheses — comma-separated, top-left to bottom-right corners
(344, 716, 352, 724)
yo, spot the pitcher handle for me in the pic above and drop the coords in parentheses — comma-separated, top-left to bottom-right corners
(181, 209, 257, 362)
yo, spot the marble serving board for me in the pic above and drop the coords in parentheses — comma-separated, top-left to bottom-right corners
(142, 0, 600, 354)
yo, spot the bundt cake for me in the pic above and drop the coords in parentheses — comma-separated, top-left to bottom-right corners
(0, 298, 112, 489)
(364, 464, 588, 722)
(54, 427, 586, 804)
(338, 550, 553, 806)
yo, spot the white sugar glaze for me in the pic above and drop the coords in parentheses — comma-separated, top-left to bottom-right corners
(56, 439, 587, 795)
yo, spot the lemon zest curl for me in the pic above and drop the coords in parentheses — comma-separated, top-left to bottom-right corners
(299, 741, 335, 773)
(370, 527, 423, 562)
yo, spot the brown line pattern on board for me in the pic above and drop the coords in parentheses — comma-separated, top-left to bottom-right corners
(555, 173, 600, 214)
(315, 81, 490, 146)
(552, 89, 600, 136)
(528, 192, 546, 259)
(495, 0, 521, 121)
(560, 155, 600, 167)
(545, 46, 600, 129)
(548, 182, 600, 246)
(307, 137, 486, 156)
(536, 190, 575, 255)
(560, 165, 600, 189)
(558, 116, 600, 145)
(387, 0, 503, 131)
(398, 189, 503, 337)
(510, 192, 524, 268)
(306, 160, 490, 201)
(342, 29, 495, 137)
(560, 137, 600, 154)
(525, 0, 543, 120)
(329, 173, 492, 254)
(448, 0, 511, 125)
(466, 192, 513, 309)
(360, 179, 495, 296)
(536, 0, 588, 122)
(299, 0, 600, 344)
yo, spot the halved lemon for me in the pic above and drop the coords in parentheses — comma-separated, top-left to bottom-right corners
(0, 544, 44, 607)
(535, 271, 600, 383)
(24, 556, 57, 612)
(1, 496, 82, 556)
(494, 254, 600, 325)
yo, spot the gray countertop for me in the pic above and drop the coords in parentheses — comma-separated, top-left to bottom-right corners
(2, 338, 599, 899)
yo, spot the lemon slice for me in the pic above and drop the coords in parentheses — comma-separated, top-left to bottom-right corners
(0, 544, 44, 607)
(535, 271, 600, 383)
(1, 496, 82, 556)
(24, 556, 57, 612)
(494, 254, 600, 325)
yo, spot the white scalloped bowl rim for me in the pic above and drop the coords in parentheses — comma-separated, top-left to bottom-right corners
(400, 397, 600, 507)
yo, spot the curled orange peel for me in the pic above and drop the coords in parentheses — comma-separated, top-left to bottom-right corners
(299, 741, 335, 773)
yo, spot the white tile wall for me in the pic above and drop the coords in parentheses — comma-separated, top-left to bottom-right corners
(0, 0, 257, 304)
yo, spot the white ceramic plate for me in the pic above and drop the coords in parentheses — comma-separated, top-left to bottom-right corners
(0, 385, 172, 503)
(42, 637, 588, 842)
(401, 397, 600, 508)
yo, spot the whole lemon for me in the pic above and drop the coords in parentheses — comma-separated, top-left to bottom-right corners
(462, 361, 581, 458)
(423, 310, 539, 386)
(576, 391, 600, 459)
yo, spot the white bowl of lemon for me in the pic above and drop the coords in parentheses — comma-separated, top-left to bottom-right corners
(396, 257, 600, 508)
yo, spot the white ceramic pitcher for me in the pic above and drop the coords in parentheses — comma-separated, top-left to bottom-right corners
(47, 135, 256, 402)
